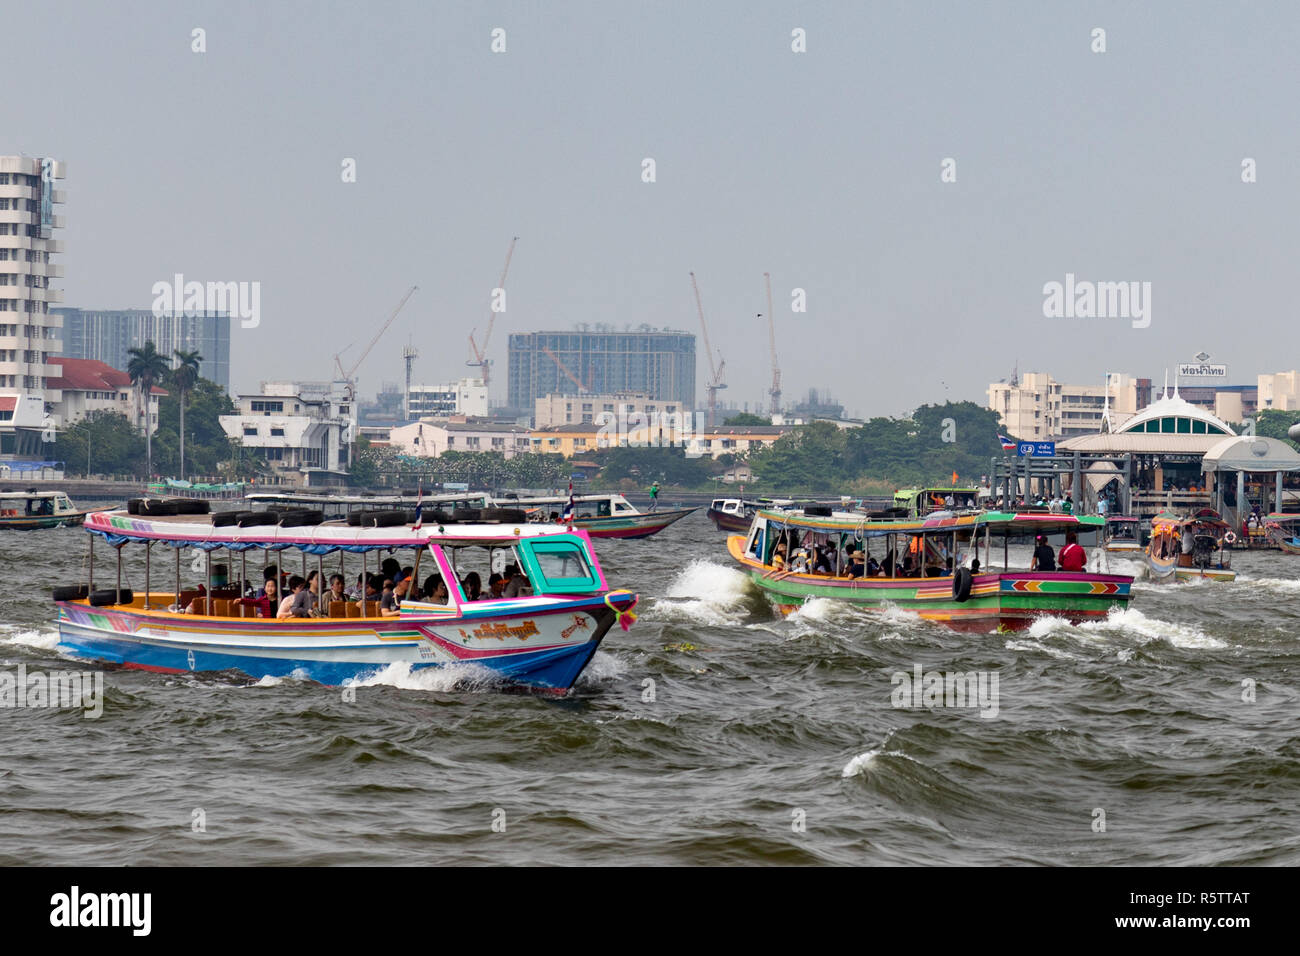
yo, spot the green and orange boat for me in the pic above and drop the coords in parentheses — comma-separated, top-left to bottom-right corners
(727, 506, 1133, 631)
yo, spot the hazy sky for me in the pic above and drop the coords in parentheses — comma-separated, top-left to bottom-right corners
(12, 1, 1300, 418)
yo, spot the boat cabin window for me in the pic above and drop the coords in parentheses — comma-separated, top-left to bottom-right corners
(613, 501, 634, 513)
(575, 500, 613, 518)
(516, 536, 600, 593)
(746, 524, 764, 559)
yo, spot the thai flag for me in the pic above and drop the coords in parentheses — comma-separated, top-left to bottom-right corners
(563, 480, 575, 528)
(998, 434, 1017, 450)
(412, 484, 423, 531)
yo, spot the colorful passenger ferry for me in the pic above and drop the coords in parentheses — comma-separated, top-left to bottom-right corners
(0, 490, 93, 530)
(52, 503, 638, 694)
(727, 506, 1133, 631)
(1144, 509, 1235, 582)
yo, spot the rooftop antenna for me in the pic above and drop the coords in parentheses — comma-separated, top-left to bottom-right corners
(1010, 360, 1019, 387)
(1101, 371, 1112, 433)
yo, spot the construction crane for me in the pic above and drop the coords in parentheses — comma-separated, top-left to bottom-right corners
(467, 236, 518, 390)
(689, 271, 727, 428)
(402, 341, 419, 421)
(761, 272, 781, 417)
(332, 285, 418, 401)
(541, 344, 590, 393)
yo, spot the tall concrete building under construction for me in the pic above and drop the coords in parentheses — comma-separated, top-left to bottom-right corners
(507, 326, 695, 413)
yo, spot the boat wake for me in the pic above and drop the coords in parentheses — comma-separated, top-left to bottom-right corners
(0, 624, 62, 653)
(650, 559, 760, 625)
(1079, 606, 1228, 649)
(350, 661, 504, 694)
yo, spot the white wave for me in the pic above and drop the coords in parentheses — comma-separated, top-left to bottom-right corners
(787, 596, 845, 622)
(349, 660, 502, 693)
(650, 559, 754, 625)
(1003, 638, 1077, 660)
(0, 626, 61, 651)
(1025, 615, 1075, 639)
(841, 748, 921, 778)
(1080, 606, 1228, 649)
(574, 649, 627, 685)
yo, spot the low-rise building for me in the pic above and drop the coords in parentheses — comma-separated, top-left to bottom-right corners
(220, 380, 355, 484)
(388, 416, 533, 458)
(534, 392, 683, 428)
(684, 425, 789, 460)
(47, 357, 164, 433)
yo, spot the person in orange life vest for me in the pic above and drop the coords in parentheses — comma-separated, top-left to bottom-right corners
(1059, 531, 1087, 572)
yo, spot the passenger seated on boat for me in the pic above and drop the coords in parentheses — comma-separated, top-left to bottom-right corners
(502, 564, 529, 597)
(789, 549, 810, 573)
(970, 558, 981, 574)
(771, 543, 787, 570)
(291, 574, 318, 617)
(812, 547, 833, 575)
(327, 574, 347, 605)
(239, 577, 277, 618)
(1031, 536, 1056, 572)
(846, 549, 865, 578)
(462, 571, 483, 601)
(422, 575, 449, 604)
(1058, 532, 1087, 572)
(380, 577, 412, 617)
(865, 555, 880, 577)
(381, 558, 401, 585)
(261, 565, 280, 598)
(278, 576, 306, 618)
(487, 572, 506, 598)
(924, 564, 942, 577)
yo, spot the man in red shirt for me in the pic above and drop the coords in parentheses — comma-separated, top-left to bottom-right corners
(1058, 531, 1087, 572)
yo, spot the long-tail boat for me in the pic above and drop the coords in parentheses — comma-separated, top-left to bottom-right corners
(1263, 513, 1300, 554)
(727, 506, 1133, 631)
(1144, 509, 1236, 582)
(501, 493, 695, 539)
(52, 503, 638, 694)
(0, 489, 93, 530)
(1102, 515, 1143, 552)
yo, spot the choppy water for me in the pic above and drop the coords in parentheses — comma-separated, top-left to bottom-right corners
(2, 512, 1298, 865)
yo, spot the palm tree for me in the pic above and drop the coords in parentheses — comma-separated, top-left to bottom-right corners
(127, 341, 169, 478)
(172, 349, 203, 480)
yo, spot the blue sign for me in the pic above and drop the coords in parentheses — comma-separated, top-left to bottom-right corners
(1017, 441, 1056, 457)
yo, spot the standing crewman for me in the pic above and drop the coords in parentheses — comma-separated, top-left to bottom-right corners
(648, 481, 660, 512)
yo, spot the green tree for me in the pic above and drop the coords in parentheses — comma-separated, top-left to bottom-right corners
(155, 376, 237, 478)
(54, 411, 147, 477)
(171, 348, 203, 479)
(126, 341, 169, 478)
(723, 412, 772, 426)
(1249, 409, 1300, 450)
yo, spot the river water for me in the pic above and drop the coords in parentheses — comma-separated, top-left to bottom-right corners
(2, 510, 1297, 865)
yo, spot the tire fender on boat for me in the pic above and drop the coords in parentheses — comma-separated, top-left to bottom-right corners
(952, 567, 973, 603)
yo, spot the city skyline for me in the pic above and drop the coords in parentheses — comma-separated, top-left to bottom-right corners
(10, 2, 1300, 420)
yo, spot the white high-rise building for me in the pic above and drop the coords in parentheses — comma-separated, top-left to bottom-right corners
(0, 156, 65, 454)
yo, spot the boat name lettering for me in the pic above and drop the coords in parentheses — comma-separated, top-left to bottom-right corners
(459, 620, 540, 642)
